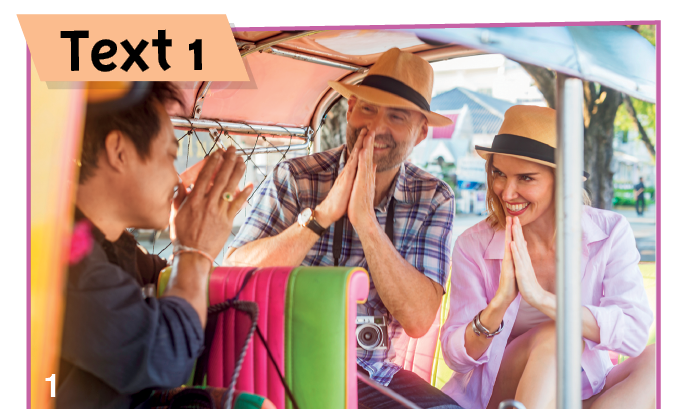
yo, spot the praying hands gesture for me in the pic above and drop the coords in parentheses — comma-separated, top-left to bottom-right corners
(166, 147, 253, 327)
(171, 147, 253, 259)
(347, 130, 378, 231)
(492, 217, 519, 308)
(313, 129, 367, 227)
(509, 217, 548, 308)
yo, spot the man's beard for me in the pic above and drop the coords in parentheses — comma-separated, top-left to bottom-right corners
(345, 124, 411, 173)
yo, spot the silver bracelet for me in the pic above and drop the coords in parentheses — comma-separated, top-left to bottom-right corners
(472, 310, 504, 338)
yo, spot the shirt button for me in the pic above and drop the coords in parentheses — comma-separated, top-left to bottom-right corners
(593, 381, 598, 386)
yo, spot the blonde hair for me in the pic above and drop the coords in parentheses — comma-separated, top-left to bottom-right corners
(484, 155, 592, 230)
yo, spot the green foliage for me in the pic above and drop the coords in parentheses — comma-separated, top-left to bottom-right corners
(614, 103, 633, 134)
(613, 99, 656, 147)
(613, 25, 657, 146)
(637, 25, 656, 46)
(632, 98, 656, 130)
(612, 186, 655, 206)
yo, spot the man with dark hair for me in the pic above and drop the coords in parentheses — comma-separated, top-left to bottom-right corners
(633, 176, 646, 216)
(56, 82, 252, 409)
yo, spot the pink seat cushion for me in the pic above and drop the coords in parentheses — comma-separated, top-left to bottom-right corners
(208, 267, 294, 409)
(394, 306, 442, 382)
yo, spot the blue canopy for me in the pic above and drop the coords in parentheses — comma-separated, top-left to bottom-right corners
(411, 26, 656, 103)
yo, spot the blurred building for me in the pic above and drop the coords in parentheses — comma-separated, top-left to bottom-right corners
(408, 87, 516, 214)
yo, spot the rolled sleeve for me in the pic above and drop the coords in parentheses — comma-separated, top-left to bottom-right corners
(230, 162, 300, 249)
(583, 216, 653, 357)
(406, 195, 454, 290)
(440, 235, 493, 373)
(61, 251, 204, 394)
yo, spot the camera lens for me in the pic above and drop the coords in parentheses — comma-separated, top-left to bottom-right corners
(357, 324, 383, 350)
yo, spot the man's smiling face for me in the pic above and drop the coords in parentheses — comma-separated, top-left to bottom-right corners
(345, 97, 428, 173)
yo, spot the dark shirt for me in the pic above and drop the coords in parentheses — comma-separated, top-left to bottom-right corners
(56, 209, 204, 409)
(634, 182, 645, 199)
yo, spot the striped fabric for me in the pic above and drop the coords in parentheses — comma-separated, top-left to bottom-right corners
(231, 145, 455, 386)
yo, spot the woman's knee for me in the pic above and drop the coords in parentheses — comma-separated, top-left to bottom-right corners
(527, 320, 557, 354)
(634, 344, 656, 373)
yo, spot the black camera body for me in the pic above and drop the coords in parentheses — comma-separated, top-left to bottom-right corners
(355, 315, 389, 351)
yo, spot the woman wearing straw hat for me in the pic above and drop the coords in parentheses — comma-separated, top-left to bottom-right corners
(439, 105, 655, 409)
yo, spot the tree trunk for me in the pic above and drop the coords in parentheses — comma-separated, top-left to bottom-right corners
(583, 87, 622, 209)
(521, 62, 623, 210)
(519, 62, 556, 109)
(623, 95, 656, 160)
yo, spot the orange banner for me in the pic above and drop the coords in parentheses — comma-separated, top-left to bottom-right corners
(18, 14, 249, 81)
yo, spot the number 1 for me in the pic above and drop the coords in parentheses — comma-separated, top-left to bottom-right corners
(189, 39, 203, 70)
(46, 374, 55, 397)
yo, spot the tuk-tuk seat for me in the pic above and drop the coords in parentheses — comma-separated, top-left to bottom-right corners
(159, 265, 370, 409)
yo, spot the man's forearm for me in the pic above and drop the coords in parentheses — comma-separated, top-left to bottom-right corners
(163, 252, 213, 327)
(358, 220, 443, 338)
(226, 223, 322, 267)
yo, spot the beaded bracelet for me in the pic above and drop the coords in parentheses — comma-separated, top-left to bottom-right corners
(172, 244, 215, 267)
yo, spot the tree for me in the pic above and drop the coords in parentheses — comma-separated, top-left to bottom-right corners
(520, 25, 655, 209)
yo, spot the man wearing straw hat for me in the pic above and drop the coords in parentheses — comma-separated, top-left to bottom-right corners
(228, 48, 462, 408)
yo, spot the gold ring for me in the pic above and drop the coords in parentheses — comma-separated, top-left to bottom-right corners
(222, 192, 234, 202)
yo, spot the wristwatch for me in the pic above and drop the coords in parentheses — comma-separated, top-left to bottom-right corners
(297, 208, 327, 236)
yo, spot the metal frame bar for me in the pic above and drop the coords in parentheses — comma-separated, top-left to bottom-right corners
(240, 31, 325, 57)
(171, 117, 307, 138)
(265, 46, 368, 72)
(171, 116, 311, 156)
(555, 73, 585, 409)
(204, 130, 311, 155)
(192, 81, 212, 119)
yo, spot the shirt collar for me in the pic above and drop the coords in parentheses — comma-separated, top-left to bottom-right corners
(581, 207, 609, 245)
(74, 207, 140, 278)
(483, 207, 609, 260)
(337, 144, 412, 212)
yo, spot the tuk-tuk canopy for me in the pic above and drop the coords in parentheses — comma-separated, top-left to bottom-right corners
(411, 26, 656, 103)
(171, 26, 655, 143)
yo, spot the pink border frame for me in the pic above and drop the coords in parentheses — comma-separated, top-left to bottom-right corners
(26, 21, 661, 408)
(26, 45, 32, 409)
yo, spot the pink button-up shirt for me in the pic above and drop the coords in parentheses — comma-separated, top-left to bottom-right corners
(440, 206, 653, 409)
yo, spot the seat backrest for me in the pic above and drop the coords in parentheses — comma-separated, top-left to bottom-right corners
(393, 275, 452, 384)
(159, 266, 369, 409)
(393, 304, 442, 382)
(208, 266, 291, 406)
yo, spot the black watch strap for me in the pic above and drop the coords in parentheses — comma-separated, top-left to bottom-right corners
(306, 217, 327, 236)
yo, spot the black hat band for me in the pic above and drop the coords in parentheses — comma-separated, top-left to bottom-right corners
(490, 134, 555, 164)
(481, 134, 589, 178)
(360, 74, 430, 112)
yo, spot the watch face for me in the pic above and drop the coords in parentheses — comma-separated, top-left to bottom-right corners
(298, 208, 313, 225)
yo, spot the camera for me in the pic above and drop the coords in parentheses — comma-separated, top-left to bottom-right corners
(355, 316, 389, 351)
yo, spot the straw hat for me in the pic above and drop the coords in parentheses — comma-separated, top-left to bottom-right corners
(475, 105, 590, 178)
(328, 48, 453, 127)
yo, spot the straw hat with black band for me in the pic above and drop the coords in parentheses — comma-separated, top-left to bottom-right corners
(328, 48, 453, 128)
(475, 105, 590, 179)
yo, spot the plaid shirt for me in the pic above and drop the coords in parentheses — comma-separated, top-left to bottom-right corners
(231, 145, 455, 386)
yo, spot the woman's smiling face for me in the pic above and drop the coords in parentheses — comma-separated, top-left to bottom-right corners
(491, 154, 555, 226)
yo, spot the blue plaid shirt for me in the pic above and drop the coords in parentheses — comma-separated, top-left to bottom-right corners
(231, 145, 455, 386)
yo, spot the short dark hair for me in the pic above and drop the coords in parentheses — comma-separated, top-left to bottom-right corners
(79, 81, 184, 183)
